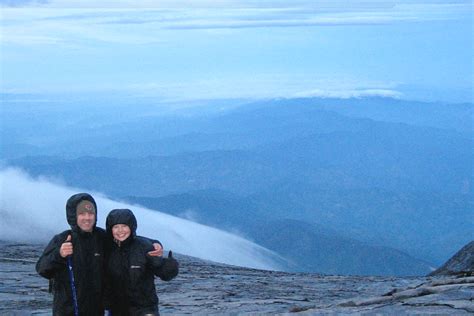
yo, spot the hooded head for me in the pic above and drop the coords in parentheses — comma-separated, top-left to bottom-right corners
(106, 209, 137, 240)
(66, 193, 98, 232)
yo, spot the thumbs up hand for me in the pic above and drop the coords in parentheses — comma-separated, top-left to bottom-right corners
(60, 234, 73, 258)
(158, 250, 178, 281)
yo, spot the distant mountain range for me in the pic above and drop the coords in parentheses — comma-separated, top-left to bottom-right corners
(125, 192, 433, 276)
(2, 96, 473, 275)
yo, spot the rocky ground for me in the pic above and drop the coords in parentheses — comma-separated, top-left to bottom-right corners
(1, 242, 472, 315)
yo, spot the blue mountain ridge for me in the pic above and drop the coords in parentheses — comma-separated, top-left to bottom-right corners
(3, 96, 472, 275)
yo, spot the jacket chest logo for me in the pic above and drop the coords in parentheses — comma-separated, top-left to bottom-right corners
(130, 265, 142, 269)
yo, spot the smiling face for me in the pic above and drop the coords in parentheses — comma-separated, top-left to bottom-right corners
(112, 224, 131, 242)
(77, 211, 95, 232)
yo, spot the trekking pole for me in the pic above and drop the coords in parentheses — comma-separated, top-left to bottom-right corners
(67, 256, 79, 316)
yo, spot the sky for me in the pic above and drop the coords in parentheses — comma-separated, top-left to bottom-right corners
(0, 0, 472, 103)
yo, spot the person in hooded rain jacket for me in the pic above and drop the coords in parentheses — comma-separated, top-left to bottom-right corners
(36, 193, 106, 316)
(36, 193, 164, 316)
(104, 208, 179, 316)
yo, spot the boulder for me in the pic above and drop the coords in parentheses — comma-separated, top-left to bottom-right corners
(429, 241, 474, 276)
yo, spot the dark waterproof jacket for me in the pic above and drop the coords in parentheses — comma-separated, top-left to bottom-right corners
(36, 193, 106, 316)
(105, 209, 179, 316)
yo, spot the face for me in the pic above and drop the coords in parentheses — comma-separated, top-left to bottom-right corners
(77, 212, 95, 232)
(112, 224, 131, 242)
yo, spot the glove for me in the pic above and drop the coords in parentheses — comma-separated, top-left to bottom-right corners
(158, 250, 179, 281)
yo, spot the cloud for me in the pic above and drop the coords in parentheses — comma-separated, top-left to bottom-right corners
(0, 0, 48, 7)
(2, 0, 471, 10)
(1, 1, 470, 42)
(293, 88, 403, 99)
(121, 76, 405, 102)
(0, 168, 284, 270)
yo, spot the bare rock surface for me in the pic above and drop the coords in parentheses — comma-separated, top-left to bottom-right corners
(297, 276, 474, 315)
(430, 241, 474, 276)
(1, 242, 472, 315)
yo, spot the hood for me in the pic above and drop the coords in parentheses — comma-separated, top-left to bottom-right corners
(66, 193, 98, 231)
(106, 209, 137, 238)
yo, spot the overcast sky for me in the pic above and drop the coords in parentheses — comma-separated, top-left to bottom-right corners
(1, 0, 472, 102)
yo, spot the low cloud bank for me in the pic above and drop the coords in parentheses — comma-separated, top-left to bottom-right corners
(0, 168, 283, 270)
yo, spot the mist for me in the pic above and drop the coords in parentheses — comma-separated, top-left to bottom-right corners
(0, 168, 283, 270)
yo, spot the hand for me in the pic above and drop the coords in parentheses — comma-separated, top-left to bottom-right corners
(147, 243, 163, 257)
(59, 235, 73, 258)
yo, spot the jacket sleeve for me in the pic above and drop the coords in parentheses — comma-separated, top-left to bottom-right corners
(139, 237, 179, 281)
(146, 250, 179, 282)
(136, 235, 162, 248)
(36, 233, 67, 279)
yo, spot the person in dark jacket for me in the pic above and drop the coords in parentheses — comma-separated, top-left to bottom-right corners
(36, 193, 106, 316)
(105, 208, 179, 316)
